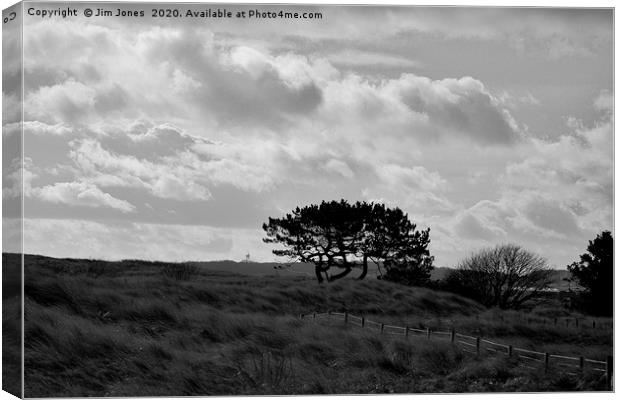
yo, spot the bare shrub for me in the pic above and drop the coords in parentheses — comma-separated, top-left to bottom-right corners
(445, 244, 553, 309)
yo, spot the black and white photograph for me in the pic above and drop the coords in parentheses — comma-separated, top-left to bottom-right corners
(1, 1, 615, 397)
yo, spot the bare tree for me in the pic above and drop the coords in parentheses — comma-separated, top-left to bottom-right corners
(445, 244, 553, 309)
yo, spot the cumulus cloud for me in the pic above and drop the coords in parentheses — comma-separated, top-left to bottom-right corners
(387, 75, 521, 145)
(375, 163, 446, 192)
(322, 159, 355, 179)
(455, 212, 507, 241)
(36, 182, 136, 213)
(26, 79, 97, 123)
(594, 89, 613, 113)
(502, 119, 612, 233)
(3, 157, 37, 199)
(23, 121, 73, 136)
(68, 138, 213, 201)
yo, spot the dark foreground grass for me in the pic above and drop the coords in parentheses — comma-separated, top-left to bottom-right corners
(21, 254, 612, 396)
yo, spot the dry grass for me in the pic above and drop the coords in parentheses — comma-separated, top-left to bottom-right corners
(19, 254, 612, 396)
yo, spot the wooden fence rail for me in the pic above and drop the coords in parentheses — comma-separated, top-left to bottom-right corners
(300, 311, 613, 391)
(411, 314, 612, 331)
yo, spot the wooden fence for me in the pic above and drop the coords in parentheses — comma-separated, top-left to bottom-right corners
(409, 313, 612, 331)
(507, 313, 613, 330)
(300, 311, 613, 391)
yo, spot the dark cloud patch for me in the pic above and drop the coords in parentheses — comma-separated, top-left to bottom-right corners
(398, 77, 519, 145)
(195, 69, 323, 126)
(524, 199, 580, 235)
(3, 70, 23, 96)
(94, 84, 128, 114)
(140, 30, 323, 127)
(99, 122, 213, 161)
(24, 67, 68, 92)
(455, 213, 496, 241)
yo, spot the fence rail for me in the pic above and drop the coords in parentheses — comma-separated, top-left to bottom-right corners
(404, 313, 612, 331)
(300, 310, 613, 391)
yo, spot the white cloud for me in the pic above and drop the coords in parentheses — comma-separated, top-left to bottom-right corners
(3, 157, 37, 199)
(23, 218, 271, 262)
(594, 89, 613, 113)
(172, 68, 202, 93)
(68, 138, 213, 201)
(385, 74, 521, 145)
(152, 175, 212, 202)
(498, 91, 541, 109)
(322, 159, 355, 179)
(375, 164, 446, 192)
(455, 212, 507, 241)
(24, 121, 73, 136)
(26, 79, 97, 123)
(36, 182, 136, 213)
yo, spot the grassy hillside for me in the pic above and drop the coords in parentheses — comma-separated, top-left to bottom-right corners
(19, 254, 612, 396)
(189, 261, 575, 290)
(2, 253, 22, 397)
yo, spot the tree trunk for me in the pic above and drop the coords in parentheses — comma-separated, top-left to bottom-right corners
(358, 254, 368, 280)
(315, 264, 324, 283)
(329, 267, 352, 281)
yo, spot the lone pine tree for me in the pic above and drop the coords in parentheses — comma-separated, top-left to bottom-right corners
(263, 199, 433, 283)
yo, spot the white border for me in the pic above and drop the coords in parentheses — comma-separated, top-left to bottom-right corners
(0, 2, 615, 400)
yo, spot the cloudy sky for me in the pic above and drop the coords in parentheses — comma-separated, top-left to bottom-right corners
(2, 4, 613, 268)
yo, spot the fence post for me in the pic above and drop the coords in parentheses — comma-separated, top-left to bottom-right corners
(450, 329, 455, 343)
(579, 356, 584, 371)
(426, 327, 431, 339)
(300, 313, 304, 319)
(361, 317, 365, 327)
(475, 337, 480, 355)
(328, 310, 331, 321)
(405, 326, 409, 338)
(606, 355, 613, 391)
(313, 312, 316, 319)
(592, 320, 596, 329)
(575, 317, 579, 328)
(508, 345, 513, 357)
(344, 312, 348, 325)
(544, 353, 550, 373)
(380, 323, 385, 333)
